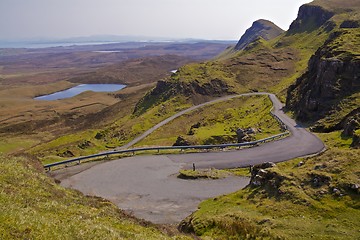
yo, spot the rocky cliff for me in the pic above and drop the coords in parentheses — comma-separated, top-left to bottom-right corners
(286, 28, 360, 136)
(287, 4, 335, 34)
(133, 76, 233, 115)
(235, 19, 284, 51)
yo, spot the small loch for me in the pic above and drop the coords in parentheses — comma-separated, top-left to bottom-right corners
(35, 84, 126, 101)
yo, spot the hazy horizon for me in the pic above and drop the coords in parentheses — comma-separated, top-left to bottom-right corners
(0, 0, 312, 41)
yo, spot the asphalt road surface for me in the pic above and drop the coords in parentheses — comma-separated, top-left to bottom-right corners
(57, 93, 325, 224)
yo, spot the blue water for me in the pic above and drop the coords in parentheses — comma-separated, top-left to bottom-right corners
(35, 84, 126, 101)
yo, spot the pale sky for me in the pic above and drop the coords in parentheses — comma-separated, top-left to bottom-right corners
(0, 0, 312, 40)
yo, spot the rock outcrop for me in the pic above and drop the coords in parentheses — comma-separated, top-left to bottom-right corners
(287, 4, 334, 34)
(235, 128, 256, 143)
(173, 136, 191, 146)
(134, 77, 233, 115)
(249, 162, 278, 187)
(340, 20, 360, 29)
(286, 30, 360, 127)
(351, 132, 360, 148)
(235, 19, 284, 51)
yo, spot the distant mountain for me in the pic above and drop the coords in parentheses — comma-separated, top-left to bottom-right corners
(135, 0, 360, 144)
(234, 19, 284, 51)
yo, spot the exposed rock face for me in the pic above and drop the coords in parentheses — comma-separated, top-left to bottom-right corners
(234, 19, 284, 51)
(340, 20, 360, 29)
(134, 78, 233, 115)
(310, 173, 332, 188)
(150, 78, 231, 98)
(342, 116, 360, 136)
(351, 130, 360, 148)
(235, 128, 256, 143)
(286, 31, 360, 124)
(287, 4, 334, 33)
(173, 136, 191, 146)
(58, 150, 74, 158)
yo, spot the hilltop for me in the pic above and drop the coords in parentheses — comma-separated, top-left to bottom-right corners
(234, 19, 284, 51)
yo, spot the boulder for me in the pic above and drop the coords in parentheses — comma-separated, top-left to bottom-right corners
(342, 118, 359, 136)
(249, 162, 278, 187)
(58, 150, 74, 158)
(310, 173, 332, 187)
(173, 136, 191, 146)
(297, 161, 305, 167)
(351, 133, 360, 148)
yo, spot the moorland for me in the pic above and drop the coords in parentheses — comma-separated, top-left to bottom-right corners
(1, 0, 359, 239)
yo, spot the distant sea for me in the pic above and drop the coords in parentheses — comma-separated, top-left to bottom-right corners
(0, 41, 124, 49)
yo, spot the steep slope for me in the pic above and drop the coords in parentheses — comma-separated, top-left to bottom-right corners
(286, 0, 360, 146)
(287, 3, 335, 34)
(133, 3, 336, 114)
(234, 19, 284, 51)
(176, 2, 360, 239)
(286, 29, 360, 124)
(150, 0, 360, 239)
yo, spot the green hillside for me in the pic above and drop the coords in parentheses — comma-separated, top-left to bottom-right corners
(1, 0, 359, 239)
(175, 0, 360, 239)
(179, 132, 360, 239)
(30, 0, 358, 161)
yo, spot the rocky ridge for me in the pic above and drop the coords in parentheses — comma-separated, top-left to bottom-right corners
(234, 19, 284, 51)
(287, 4, 335, 34)
(286, 27, 360, 145)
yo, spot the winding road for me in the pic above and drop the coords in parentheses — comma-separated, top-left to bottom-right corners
(56, 93, 325, 224)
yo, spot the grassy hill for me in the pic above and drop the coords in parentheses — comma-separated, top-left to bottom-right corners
(174, 0, 360, 239)
(1, 0, 359, 239)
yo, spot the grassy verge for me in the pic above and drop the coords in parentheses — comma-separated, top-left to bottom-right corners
(0, 154, 190, 239)
(178, 169, 230, 180)
(178, 167, 251, 180)
(180, 131, 360, 239)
